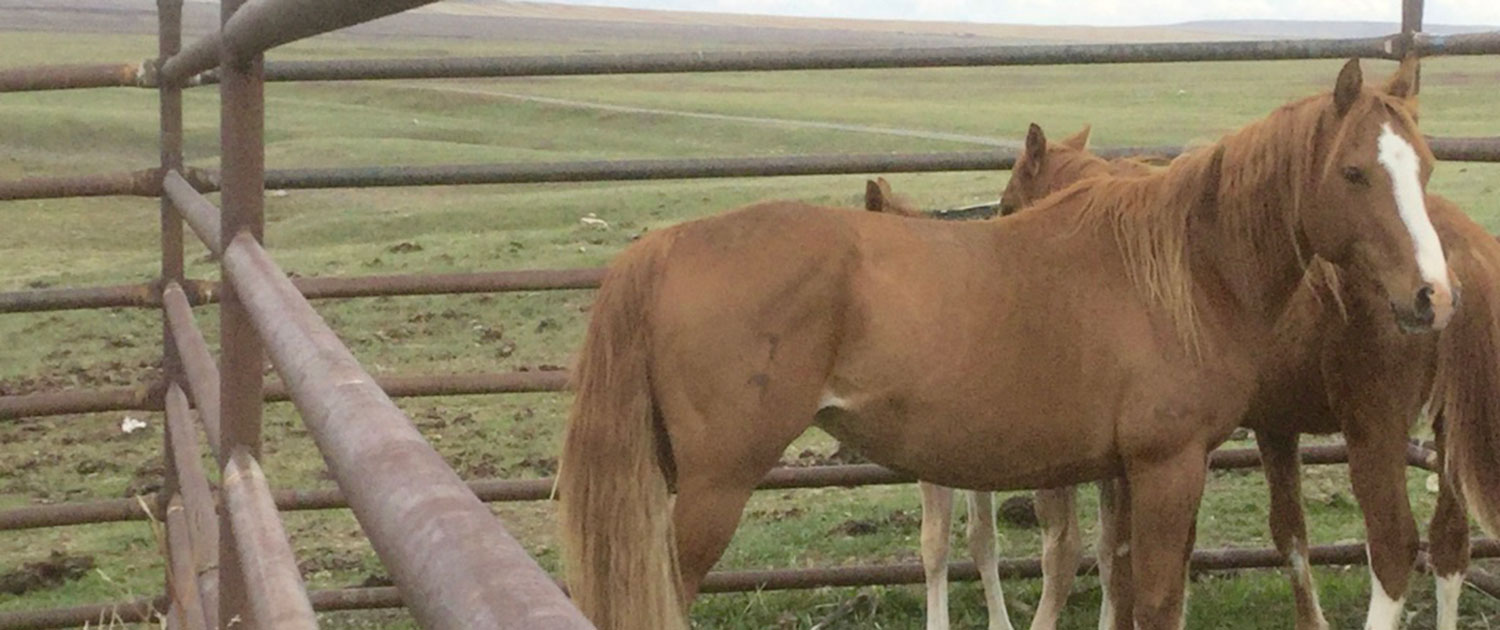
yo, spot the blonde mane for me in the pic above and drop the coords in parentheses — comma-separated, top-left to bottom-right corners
(1035, 84, 1420, 358)
(1043, 145, 1222, 356)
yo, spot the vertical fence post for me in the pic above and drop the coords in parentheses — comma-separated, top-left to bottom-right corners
(1402, 0, 1424, 91)
(157, 0, 187, 627)
(218, 0, 267, 625)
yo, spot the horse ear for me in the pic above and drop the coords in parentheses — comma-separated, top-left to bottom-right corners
(1024, 123, 1047, 161)
(1061, 124, 1092, 150)
(1386, 53, 1419, 98)
(1333, 57, 1363, 117)
(1385, 53, 1421, 117)
(864, 179, 884, 212)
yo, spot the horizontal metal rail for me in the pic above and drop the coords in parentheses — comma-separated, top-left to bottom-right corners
(5, 539, 1498, 630)
(0, 383, 163, 420)
(0, 443, 1431, 531)
(221, 231, 591, 630)
(160, 0, 441, 84)
(177, 31, 1500, 86)
(3, 137, 1494, 204)
(0, 267, 599, 315)
(0, 370, 569, 420)
(244, 138, 1491, 190)
(0, 62, 150, 93)
(0, 169, 161, 201)
(0, 283, 159, 313)
(221, 446, 319, 629)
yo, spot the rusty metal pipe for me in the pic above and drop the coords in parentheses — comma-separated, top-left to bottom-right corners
(0, 369, 568, 421)
(0, 169, 160, 201)
(246, 138, 1500, 191)
(177, 32, 1500, 86)
(0, 385, 160, 420)
(161, 0, 440, 84)
(4, 137, 1491, 207)
(221, 233, 592, 630)
(0, 283, 156, 313)
(163, 284, 223, 457)
(0, 444, 1402, 530)
(163, 385, 221, 629)
(164, 497, 210, 630)
(6, 540, 1499, 630)
(288, 268, 604, 298)
(0, 266, 595, 315)
(221, 447, 318, 629)
(163, 171, 223, 256)
(0, 62, 150, 93)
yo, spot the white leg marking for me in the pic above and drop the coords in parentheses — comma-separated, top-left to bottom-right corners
(1435, 573, 1463, 630)
(1377, 123, 1448, 290)
(965, 492, 1015, 630)
(1363, 560, 1406, 630)
(1289, 545, 1330, 629)
(921, 483, 955, 630)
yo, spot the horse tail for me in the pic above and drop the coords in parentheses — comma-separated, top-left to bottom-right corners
(1434, 236, 1500, 538)
(559, 234, 686, 630)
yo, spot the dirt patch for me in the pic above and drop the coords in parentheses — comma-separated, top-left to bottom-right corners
(0, 551, 96, 595)
(828, 509, 920, 537)
(999, 494, 1039, 529)
(779, 444, 869, 467)
(122, 458, 165, 498)
(0, 359, 160, 396)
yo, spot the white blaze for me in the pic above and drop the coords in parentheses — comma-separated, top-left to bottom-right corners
(1377, 123, 1447, 289)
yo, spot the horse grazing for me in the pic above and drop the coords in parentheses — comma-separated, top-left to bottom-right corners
(558, 58, 1456, 630)
(875, 116, 1500, 630)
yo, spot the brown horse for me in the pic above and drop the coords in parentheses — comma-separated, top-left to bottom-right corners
(558, 59, 1459, 630)
(887, 111, 1500, 630)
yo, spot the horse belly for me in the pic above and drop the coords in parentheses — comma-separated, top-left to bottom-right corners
(815, 399, 1120, 492)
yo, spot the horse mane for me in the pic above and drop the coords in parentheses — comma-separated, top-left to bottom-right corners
(1037, 144, 1223, 356)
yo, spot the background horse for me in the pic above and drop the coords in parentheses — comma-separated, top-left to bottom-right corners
(558, 58, 1455, 630)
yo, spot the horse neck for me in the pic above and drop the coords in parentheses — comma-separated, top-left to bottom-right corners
(1194, 105, 1324, 326)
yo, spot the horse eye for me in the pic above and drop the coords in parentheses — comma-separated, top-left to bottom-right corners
(1342, 166, 1369, 186)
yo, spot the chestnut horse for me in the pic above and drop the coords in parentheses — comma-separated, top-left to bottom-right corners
(864, 133, 1142, 630)
(558, 59, 1458, 630)
(877, 113, 1500, 630)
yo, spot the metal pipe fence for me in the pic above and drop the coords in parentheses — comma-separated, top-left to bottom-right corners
(0, 442, 1442, 533)
(3, 0, 1500, 627)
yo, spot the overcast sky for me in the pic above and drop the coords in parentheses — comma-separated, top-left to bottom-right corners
(539, 0, 1499, 27)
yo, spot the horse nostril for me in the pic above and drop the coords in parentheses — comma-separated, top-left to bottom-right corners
(1414, 285, 1435, 324)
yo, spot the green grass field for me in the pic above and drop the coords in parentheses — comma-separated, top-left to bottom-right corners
(2, 26, 1500, 629)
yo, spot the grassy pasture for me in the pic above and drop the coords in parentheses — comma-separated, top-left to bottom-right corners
(2, 26, 1499, 629)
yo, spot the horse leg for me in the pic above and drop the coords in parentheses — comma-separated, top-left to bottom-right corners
(1426, 412, 1470, 630)
(1257, 430, 1330, 630)
(663, 376, 825, 603)
(1098, 478, 1132, 630)
(1126, 449, 1207, 630)
(965, 490, 1015, 630)
(921, 482, 955, 630)
(1030, 486, 1080, 630)
(1344, 429, 1419, 630)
